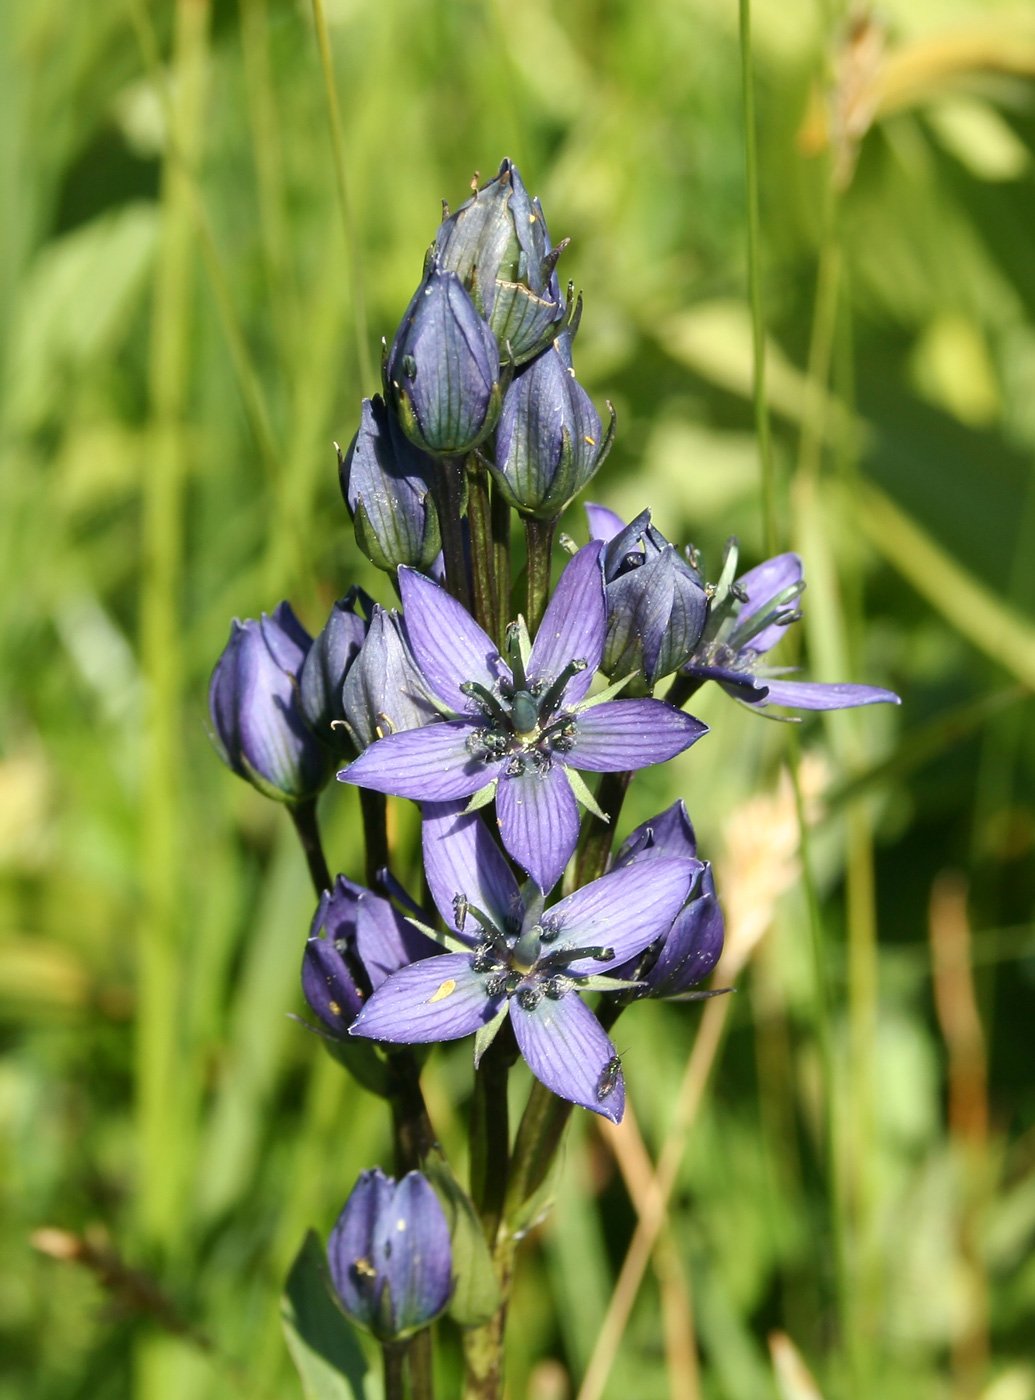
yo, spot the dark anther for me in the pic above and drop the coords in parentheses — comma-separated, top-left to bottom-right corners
(517, 985, 543, 1012)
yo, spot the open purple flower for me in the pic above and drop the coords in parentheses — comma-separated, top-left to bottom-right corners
(349, 804, 698, 1120)
(338, 541, 707, 891)
(328, 1168, 452, 1341)
(682, 542, 900, 712)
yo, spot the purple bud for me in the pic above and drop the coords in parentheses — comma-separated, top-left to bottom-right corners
(386, 268, 501, 457)
(298, 589, 372, 752)
(491, 333, 615, 518)
(433, 158, 572, 364)
(340, 397, 441, 571)
(589, 508, 708, 691)
(208, 602, 332, 803)
(302, 930, 365, 1038)
(327, 1169, 452, 1341)
(342, 606, 440, 750)
(614, 799, 698, 865)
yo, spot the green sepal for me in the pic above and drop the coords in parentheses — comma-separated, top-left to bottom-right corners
(576, 974, 645, 993)
(423, 1151, 502, 1328)
(573, 671, 637, 711)
(404, 916, 473, 955)
(473, 1003, 510, 1068)
(563, 766, 609, 823)
(281, 1231, 369, 1400)
(463, 779, 498, 814)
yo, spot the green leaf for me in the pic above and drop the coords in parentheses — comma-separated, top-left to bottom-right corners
(423, 1151, 502, 1328)
(563, 766, 609, 822)
(281, 1231, 370, 1400)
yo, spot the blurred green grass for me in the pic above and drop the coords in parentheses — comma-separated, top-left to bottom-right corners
(1, 0, 1034, 1396)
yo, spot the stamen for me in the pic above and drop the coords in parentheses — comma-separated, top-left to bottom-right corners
(460, 681, 510, 726)
(537, 657, 588, 718)
(538, 944, 615, 970)
(505, 622, 528, 691)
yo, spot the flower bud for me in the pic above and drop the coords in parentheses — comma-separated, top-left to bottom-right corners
(490, 333, 614, 518)
(298, 589, 372, 754)
(208, 602, 332, 803)
(341, 606, 440, 750)
(588, 506, 708, 693)
(386, 268, 501, 457)
(609, 801, 724, 999)
(328, 1169, 452, 1341)
(340, 397, 441, 571)
(432, 158, 573, 364)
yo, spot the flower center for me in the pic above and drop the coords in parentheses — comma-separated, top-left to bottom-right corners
(460, 656, 588, 772)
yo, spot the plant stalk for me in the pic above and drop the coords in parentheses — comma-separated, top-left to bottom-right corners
(524, 516, 555, 634)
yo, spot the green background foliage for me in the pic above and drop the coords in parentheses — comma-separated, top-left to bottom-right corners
(2, 0, 1034, 1395)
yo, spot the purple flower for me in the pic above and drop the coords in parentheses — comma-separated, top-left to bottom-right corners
(341, 605, 440, 751)
(338, 542, 707, 891)
(385, 267, 501, 457)
(328, 1168, 452, 1341)
(608, 802, 724, 998)
(349, 804, 699, 1120)
(587, 504, 708, 692)
(339, 396, 441, 572)
(432, 158, 574, 365)
(302, 875, 437, 1038)
(682, 543, 900, 712)
(298, 589, 372, 754)
(490, 333, 615, 519)
(208, 602, 332, 803)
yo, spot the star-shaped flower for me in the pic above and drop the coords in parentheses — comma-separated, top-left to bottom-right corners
(349, 803, 699, 1121)
(338, 541, 706, 890)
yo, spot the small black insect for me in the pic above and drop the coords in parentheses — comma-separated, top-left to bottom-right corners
(596, 1055, 622, 1101)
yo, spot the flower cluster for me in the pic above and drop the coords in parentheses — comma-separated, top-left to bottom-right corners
(207, 159, 900, 1379)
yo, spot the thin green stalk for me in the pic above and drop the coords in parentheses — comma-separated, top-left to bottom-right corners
(429, 459, 471, 612)
(309, 0, 373, 388)
(469, 1034, 513, 1247)
(407, 1332, 434, 1400)
(491, 482, 512, 642)
(382, 1343, 406, 1400)
(573, 770, 631, 890)
(738, 0, 777, 555)
(289, 800, 332, 894)
(358, 787, 390, 888)
(523, 516, 555, 634)
(465, 455, 498, 639)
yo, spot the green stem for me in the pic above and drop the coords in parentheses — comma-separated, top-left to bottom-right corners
(524, 516, 555, 634)
(663, 671, 704, 712)
(468, 1034, 513, 1246)
(573, 770, 631, 889)
(408, 1331, 434, 1400)
(382, 1342, 406, 1400)
(358, 787, 389, 888)
(289, 799, 332, 894)
(738, 0, 777, 556)
(491, 482, 512, 644)
(429, 458, 471, 612)
(465, 456, 498, 639)
(387, 1051, 438, 1170)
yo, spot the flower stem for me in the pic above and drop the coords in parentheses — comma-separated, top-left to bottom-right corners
(663, 672, 704, 712)
(573, 770, 631, 889)
(524, 516, 555, 634)
(289, 799, 332, 893)
(430, 457, 471, 612)
(491, 482, 512, 645)
(382, 1342, 406, 1400)
(358, 787, 389, 888)
(465, 455, 499, 640)
(469, 1033, 513, 1245)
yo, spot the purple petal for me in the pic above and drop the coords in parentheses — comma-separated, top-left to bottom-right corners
(736, 553, 803, 654)
(549, 855, 698, 971)
(350, 954, 503, 1042)
(684, 662, 768, 701)
(495, 765, 580, 892)
(615, 799, 697, 865)
(570, 700, 707, 771)
(262, 601, 312, 673)
(328, 1169, 396, 1327)
(758, 679, 901, 711)
(647, 864, 725, 995)
(354, 894, 436, 987)
(398, 567, 509, 708)
(382, 1173, 453, 1333)
(585, 502, 626, 544)
(510, 992, 625, 1122)
(422, 802, 521, 934)
(526, 541, 606, 703)
(339, 721, 492, 800)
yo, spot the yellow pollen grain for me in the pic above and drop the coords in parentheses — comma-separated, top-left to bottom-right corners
(354, 1257, 377, 1278)
(429, 978, 457, 1003)
(583, 434, 596, 445)
(328, 1000, 341, 1016)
